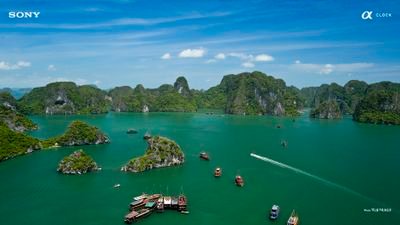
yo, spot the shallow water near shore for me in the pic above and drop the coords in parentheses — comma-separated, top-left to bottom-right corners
(0, 112, 399, 225)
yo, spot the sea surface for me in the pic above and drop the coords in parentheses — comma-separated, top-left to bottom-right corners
(0, 112, 399, 225)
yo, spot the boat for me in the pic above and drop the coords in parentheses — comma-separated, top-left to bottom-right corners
(269, 205, 280, 220)
(178, 195, 187, 211)
(113, 184, 121, 188)
(156, 197, 164, 212)
(199, 152, 209, 160)
(133, 193, 148, 201)
(180, 210, 190, 214)
(127, 129, 138, 134)
(287, 210, 299, 225)
(129, 199, 146, 210)
(171, 197, 179, 209)
(147, 194, 161, 201)
(281, 140, 288, 148)
(163, 196, 172, 208)
(214, 167, 222, 177)
(135, 208, 151, 220)
(145, 201, 157, 209)
(235, 175, 244, 187)
(124, 211, 138, 224)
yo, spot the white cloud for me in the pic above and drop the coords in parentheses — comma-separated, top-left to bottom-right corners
(0, 61, 31, 70)
(178, 48, 206, 58)
(214, 53, 226, 60)
(161, 53, 171, 59)
(205, 59, 217, 64)
(242, 62, 255, 68)
(319, 64, 334, 74)
(228, 52, 253, 60)
(291, 62, 374, 75)
(48, 64, 56, 71)
(254, 54, 274, 62)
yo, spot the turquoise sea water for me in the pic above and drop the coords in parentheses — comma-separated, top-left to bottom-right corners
(0, 112, 399, 225)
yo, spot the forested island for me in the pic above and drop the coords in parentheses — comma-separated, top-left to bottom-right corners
(3, 71, 398, 125)
(0, 71, 399, 163)
(57, 149, 99, 175)
(121, 136, 184, 173)
(0, 94, 110, 163)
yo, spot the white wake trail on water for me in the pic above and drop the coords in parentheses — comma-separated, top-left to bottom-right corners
(250, 153, 390, 208)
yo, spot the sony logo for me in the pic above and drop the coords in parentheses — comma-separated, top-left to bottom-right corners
(9, 11, 41, 19)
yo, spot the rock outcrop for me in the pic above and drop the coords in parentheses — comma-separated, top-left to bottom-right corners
(310, 100, 342, 119)
(122, 136, 184, 173)
(57, 149, 98, 174)
(46, 120, 110, 147)
(18, 82, 110, 115)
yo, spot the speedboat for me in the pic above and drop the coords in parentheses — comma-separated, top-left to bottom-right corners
(113, 184, 121, 188)
(269, 205, 280, 220)
(199, 152, 209, 160)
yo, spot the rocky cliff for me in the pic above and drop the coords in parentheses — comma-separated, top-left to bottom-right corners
(45, 120, 110, 147)
(310, 100, 342, 119)
(18, 82, 110, 115)
(122, 136, 184, 173)
(353, 82, 400, 125)
(57, 149, 98, 175)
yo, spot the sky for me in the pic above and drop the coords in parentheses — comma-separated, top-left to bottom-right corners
(0, 0, 399, 89)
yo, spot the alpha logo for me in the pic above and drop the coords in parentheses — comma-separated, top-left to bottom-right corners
(8, 11, 41, 19)
(361, 11, 373, 20)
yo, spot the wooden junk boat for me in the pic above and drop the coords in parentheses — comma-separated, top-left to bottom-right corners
(124, 208, 151, 224)
(214, 167, 222, 177)
(235, 175, 244, 187)
(199, 152, 209, 160)
(287, 210, 299, 225)
(178, 195, 187, 212)
(129, 199, 147, 210)
(156, 197, 164, 212)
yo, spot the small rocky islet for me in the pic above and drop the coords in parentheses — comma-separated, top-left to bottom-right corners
(121, 135, 185, 173)
(44, 120, 110, 147)
(57, 149, 98, 175)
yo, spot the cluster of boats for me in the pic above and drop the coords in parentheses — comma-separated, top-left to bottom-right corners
(200, 152, 245, 187)
(124, 193, 188, 224)
(269, 206, 299, 225)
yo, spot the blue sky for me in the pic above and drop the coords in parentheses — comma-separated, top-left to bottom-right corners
(0, 0, 399, 89)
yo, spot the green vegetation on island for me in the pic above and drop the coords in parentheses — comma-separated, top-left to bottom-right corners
(209, 71, 303, 116)
(57, 149, 98, 174)
(109, 77, 197, 112)
(0, 105, 37, 132)
(44, 120, 110, 147)
(0, 118, 109, 162)
(0, 122, 41, 162)
(122, 136, 184, 173)
(1, 70, 398, 125)
(18, 82, 110, 115)
(301, 80, 400, 124)
(310, 100, 342, 119)
(353, 82, 400, 125)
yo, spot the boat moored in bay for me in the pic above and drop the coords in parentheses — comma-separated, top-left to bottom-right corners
(269, 205, 280, 220)
(178, 195, 187, 211)
(199, 152, 209, 160)
(235, 175, 244, 187)
(287, 210, 299, 225)
(214, 167, 222, 177)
